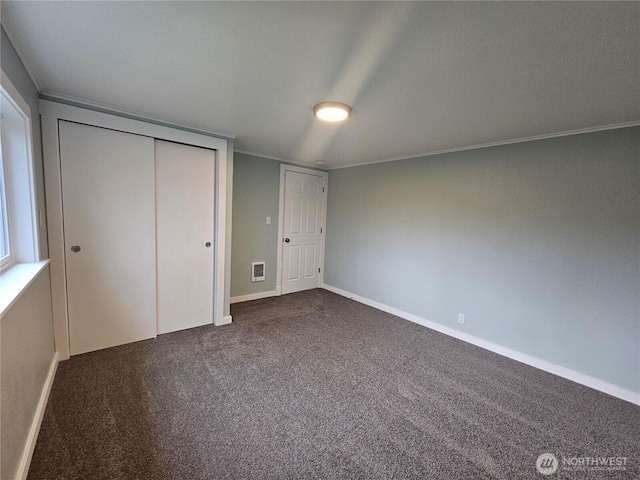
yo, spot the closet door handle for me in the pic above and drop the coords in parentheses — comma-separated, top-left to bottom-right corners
(205, 242, 212, 248)
(70, 245, 81, 253)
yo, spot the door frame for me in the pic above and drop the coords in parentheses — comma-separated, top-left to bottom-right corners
(276, 164, 328, 296)
(41, 100, 232, 360)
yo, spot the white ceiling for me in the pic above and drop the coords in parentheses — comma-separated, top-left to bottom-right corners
(2, 1, 638, 169)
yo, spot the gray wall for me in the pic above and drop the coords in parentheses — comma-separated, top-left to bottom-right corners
(231, 153, 281, 298)
(1, 26, 56, 479)
(325, 127, 640, 393)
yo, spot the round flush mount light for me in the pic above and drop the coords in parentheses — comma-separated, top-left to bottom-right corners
(313, 101, 352, 122)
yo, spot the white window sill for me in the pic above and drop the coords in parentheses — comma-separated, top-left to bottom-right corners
(0, 260, 49, 316)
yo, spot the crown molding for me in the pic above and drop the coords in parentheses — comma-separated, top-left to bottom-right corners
(329, 121, 640, 170)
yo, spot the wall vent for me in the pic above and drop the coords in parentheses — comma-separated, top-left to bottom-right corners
(251, 262, 265, 282)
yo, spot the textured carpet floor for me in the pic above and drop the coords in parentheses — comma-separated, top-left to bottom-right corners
(28, 289, 638, 479)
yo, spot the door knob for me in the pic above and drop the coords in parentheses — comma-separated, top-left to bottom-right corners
(70, 245, 81, 253)
(284, 238, 290, 243)
(205, 242, 212, 248)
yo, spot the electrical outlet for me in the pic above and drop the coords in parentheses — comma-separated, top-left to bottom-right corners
(266, 217, 271, 225)
(458, 313, 465, 324)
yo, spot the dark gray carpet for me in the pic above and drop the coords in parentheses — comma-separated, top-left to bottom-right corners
(28, 289, 639, 479)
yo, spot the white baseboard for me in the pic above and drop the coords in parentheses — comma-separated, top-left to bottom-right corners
(321, 283, 640, 406)
(17, 352, 59, 480)
(215, 314, 233, 326)
(230, 290, 277, 304)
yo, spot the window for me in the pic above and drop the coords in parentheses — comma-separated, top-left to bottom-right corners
(0, 69, 39, 273)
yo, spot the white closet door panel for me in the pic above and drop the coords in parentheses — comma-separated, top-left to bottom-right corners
(155, 140, 215, 334)
(59, 121, 156, 355)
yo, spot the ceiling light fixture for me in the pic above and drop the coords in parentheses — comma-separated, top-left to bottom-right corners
(313, 101, 352, 122)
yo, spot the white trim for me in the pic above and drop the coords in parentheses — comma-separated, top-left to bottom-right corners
(321, 283, 640, 406)
(40, 92, 236, 140)
(230, 290, 278, 304)
(276, 165, 328, 296)
(0, 71, 32, 130)
(327, 121, 640, 170)
(40, 100, 231, 359)
(216, 314, 233, 327)
(40, 114, 70, 359)
(1, 69, 41, 264)
(213, 146, 229, 330)
(16, 352, 59, 480)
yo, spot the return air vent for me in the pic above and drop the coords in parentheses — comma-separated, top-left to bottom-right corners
(251, 262, 265, 282)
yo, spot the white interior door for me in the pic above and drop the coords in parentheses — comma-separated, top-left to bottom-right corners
(59, 121, 157, 355)
(282, 170, 325, 294)
(155, 140, 215, 334)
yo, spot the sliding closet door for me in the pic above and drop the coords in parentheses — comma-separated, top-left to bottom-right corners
(155, 140, 215, 334)
(59, 121, 157, 355)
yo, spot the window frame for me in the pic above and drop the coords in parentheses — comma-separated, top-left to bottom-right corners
(0, 129, 12, 267)
(0, 69, 40, 274)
